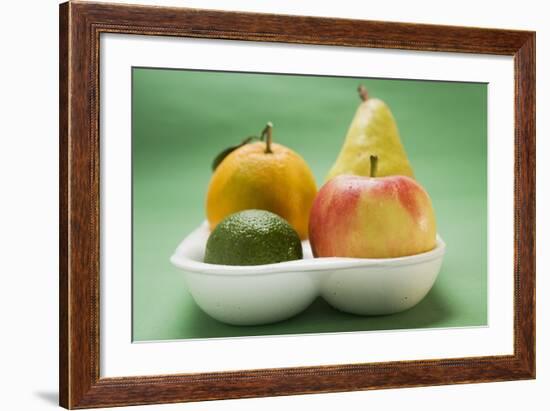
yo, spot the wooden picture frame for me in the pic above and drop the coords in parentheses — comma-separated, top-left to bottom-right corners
(59, 1, 535, 408)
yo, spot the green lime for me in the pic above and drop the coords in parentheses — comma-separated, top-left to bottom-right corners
(204, 210, 303, 266)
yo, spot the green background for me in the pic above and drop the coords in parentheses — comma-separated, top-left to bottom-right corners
(132, 68, 487, 341)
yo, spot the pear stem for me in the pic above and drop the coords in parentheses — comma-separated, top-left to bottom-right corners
(263, 122, 273, 154)
(358, 85, 369, 102)
(370, 155, 378, 178)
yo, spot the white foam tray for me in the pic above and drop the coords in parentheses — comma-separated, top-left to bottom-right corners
(170, 222, 446, 325)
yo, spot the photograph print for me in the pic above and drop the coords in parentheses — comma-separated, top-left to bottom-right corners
(131, 68, 487, 341)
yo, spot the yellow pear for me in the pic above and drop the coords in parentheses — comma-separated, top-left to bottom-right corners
(326, 85, 414, 181)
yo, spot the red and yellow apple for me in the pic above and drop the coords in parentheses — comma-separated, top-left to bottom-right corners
(309, 157, 436, 258)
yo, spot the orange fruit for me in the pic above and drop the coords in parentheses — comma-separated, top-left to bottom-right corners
(206, 125, 317, 240)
